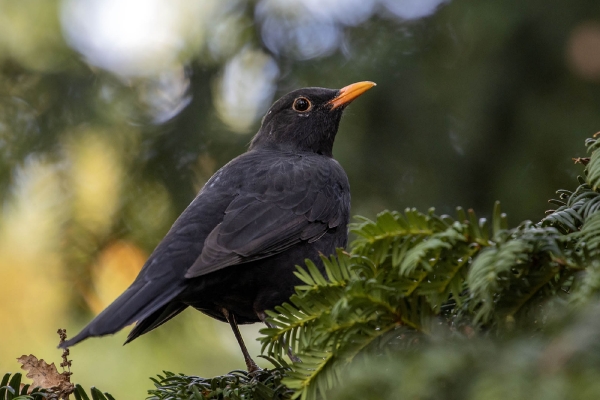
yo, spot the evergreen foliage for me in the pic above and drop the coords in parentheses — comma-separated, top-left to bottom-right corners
(256, 133, 600, 399)
(147, 363, 292, 400)
(1, 372, 45, 400)
(72, 385, 115, 400)
(327, 301, 600, 400)
(0, 372, 114, 400)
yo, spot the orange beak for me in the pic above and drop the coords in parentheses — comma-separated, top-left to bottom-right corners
(328, 81, 376, 109)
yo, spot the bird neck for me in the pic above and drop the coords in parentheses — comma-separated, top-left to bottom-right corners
(248, 129, 336, 157)
(249, 141, 334, 157)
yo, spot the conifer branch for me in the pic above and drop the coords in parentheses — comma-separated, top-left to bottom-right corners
(259, 134, 600, 399)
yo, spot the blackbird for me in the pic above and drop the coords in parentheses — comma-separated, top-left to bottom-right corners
(60, 81, 376, 371)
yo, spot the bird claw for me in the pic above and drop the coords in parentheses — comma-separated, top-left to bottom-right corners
(246, 361, 262, 374)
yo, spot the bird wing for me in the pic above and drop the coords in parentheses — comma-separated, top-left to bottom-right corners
(185, 153, 349, 278)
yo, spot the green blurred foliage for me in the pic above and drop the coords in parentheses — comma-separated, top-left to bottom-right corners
(2, 0, 600, 398)
(327, 301, 600, 400)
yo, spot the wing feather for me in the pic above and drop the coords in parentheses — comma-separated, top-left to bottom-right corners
(185, 154, 348, 278)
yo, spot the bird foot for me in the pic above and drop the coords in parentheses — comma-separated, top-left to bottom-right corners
(246, 360, 262, 374)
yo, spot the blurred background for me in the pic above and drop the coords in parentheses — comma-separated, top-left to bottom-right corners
(1, 0, 600, 397)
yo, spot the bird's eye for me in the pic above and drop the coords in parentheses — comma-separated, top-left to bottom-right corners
(292, 97, 311, 112)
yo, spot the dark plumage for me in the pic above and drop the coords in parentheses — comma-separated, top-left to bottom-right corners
(61, 81, 376, 370)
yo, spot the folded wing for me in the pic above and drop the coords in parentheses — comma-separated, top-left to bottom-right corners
(186, 154, 348, 278)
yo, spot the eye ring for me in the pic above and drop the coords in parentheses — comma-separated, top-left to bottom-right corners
(292, 97, 312, 112)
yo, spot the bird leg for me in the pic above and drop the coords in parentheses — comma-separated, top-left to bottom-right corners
(222, 308, 260, 373)
(257, 311, 301, 363)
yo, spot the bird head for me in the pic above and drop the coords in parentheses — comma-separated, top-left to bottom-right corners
(249, 81, 376, 157)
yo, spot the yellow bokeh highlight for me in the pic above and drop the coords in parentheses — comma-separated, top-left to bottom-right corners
(0, 158, 68, 356)
(0, 0, 69, 70)
(85, 240, 146, 314)
(67, 133, 123, 238)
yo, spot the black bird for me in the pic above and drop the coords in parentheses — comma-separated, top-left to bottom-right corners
(60, 81, 376, 371)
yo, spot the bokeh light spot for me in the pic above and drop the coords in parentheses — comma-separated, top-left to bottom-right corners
(214, 48, 280, 133)
(60, 0, 210, 77)
(380, 0, 449, 20)
(567, 21, 600, 81)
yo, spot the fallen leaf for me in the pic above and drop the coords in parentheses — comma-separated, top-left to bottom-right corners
(17, 354, 74, 398)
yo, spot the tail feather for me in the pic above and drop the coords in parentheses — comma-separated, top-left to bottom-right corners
(60, 279, 185, 348)
(124, 302, 188, 344)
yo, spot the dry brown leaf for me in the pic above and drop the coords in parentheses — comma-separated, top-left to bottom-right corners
(17, 354, 74, 397)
